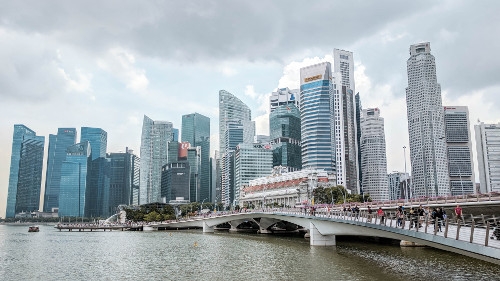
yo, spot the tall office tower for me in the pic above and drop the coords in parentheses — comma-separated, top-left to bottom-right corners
(300, 62, 335, 172)
(387, 172, 410, 200)
(161, 161, 190, 202)
(444, 106, 475, 195)
(85, 157, 110, 217)
(210, 157, 216, 204)
(360, 108, 389, 201)
(80, 127, 107, 160)
(172, 128, 179, 142)
(187, 146, 202, 202)
(269, 87, 300, 113)
(182, 113, 211, 202)
(44, 128, 77, 212)
(219, 90, 253, 207)
(140, 115, 174, 204)
(269, 104, 302, 171)
(338, 86, 360, 193)
(333, 49, 359, 194)
(6, 125, 44, 217)
(405, 42, 450, 198)
(214, 151, 221, 204)
(105, 149, 140, 213)
(167, 141, 179, 164)
(234, 143, 273, 206)
(355, 93, 363, 190)
(59, 141, 91, 217)
(475, 122, 500, 193)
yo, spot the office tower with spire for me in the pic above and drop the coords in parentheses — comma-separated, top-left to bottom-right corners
(405, 42, 450, 197)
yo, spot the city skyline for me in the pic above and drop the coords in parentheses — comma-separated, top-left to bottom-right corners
(2, 1, 500, 217)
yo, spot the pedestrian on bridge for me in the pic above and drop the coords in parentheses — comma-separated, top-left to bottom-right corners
(377, 207, 385, 224)
(455, 205, 463, 223)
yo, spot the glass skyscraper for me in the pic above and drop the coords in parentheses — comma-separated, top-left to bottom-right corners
(44, 128, 77, 212)
(182, 113, 211, 202)
(81, 127, 107, 160)
(140, 115, 173, 204)
(85, 157, 110, 217)
(59, 141, 91, 217)
(300, 62, 335, 172)
(6, 125, 44, 218)
(269, 104, 302, 171)
(107, 149, 140, 213)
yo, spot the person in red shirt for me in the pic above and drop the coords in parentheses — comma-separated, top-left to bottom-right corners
(377, 207, 385, 224)
(454, 205, 463, 222)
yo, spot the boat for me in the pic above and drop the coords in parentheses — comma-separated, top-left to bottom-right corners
(28, 226, 39, 232)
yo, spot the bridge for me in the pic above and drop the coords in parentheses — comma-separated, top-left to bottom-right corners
(145, 208, 500, 265)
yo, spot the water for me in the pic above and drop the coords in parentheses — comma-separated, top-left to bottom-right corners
(0, 225, 499, 280)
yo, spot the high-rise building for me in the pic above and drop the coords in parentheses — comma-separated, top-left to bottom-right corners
(172, 128, 179, 142)
(85, 157, 110, 217)
(139, 115, 174, 204)
(333, 49, 360, 194)
(444, 106, 475, 195)
(355, 93, 363, 191)
(161, 161, 190, 202)
(44, 128, 77, 212)
(80, 127, 107, 160)
(182, 113, 211, 202)
(254, 135, 270, 144)
(269, 104, 302, 171)
(6, 125, 44, 218)
(475, 122, 500, 193)
(360, 108, 388, 201)
(405, 42, 450, 198)
(388, 172, 410, 200)
(300, 62, 335, 172)
(59, 141, 91, 217)
(219, 90, 253, 207)
(269, 87, 300, 113)
(234, 143, 273, 206)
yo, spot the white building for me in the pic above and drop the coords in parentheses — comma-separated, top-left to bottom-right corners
(239, 169, 336, 207)
(333, 49, 360, 194)
(444, 106, 475, 195)
(388, 172, 410, 200)
(360, 108, 389, 201)
(475, 122, 500, 193)
(405, 42, 450, 198)
(269, 87, 300, 113)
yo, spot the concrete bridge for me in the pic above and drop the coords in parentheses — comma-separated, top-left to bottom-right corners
(146, 209, 500, 265)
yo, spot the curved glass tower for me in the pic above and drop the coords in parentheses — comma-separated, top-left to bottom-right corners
(299, 62, 335, 172)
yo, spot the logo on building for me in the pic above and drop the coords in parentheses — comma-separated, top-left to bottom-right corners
(304, 75, 322, 82)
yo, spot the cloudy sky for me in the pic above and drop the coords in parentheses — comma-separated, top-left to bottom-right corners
(1, 0, 500, 217)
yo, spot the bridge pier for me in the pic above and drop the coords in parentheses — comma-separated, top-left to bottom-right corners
(203, 222, 214, 233)
(309, 222, 336, 246)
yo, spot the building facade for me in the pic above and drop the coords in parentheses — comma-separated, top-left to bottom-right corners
(269, 87, 300, 113)
(234, 143, 273, 206)
(269, 104, 302, 171)
(139, 115, 173, 204)
(59, 141, 91, 217)
(6, 125, 45, 218)
(355, 93, 363, 190)
(44, 128, 77, 212)
(80, 127, 107, 160)
(388, 172, 410, 201)
(300, 62, 335, 172)
(475, 122, 500, 193)
(161, 161, 190, 202)
(182, 113, 211, 202)
(360, 108, 389, 201)
(444, 106, 475, 195)
(405, 42, 450, 198)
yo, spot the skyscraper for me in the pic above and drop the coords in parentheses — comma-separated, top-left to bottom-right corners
(444, 106, 475, 195)
(234, 143, 273, 206)
(44, 128, 77, 212)
(355, 93, 363, 190)
(182, 113, 211, 202)
(85, 156, 110, 217)
(107, 149, 140, 213)
(333, 49, 360, 194)
(81, 127, 107, 160)
(219, 90, 253, 207)
(405, 42, 450, 198)
(187, 146, 202, 202)
(475, 122, 500, 193)
(269, 87, 300, 113)
(161, 161, 190, 202)
(299, 62, 335, 172)
(269, 104, 302, 171)
(387, 172, 410, 200)
(59, 141, 91, 217)
(140, 115, 174, 204)
(360, 108, 389, 201)
(6, 125, 44, 218)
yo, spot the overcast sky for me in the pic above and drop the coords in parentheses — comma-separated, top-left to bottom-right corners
(1, 1, 500, 217)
